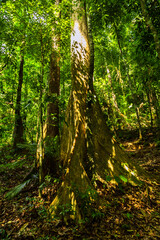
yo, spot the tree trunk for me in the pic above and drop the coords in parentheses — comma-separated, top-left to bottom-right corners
(114, 22, 142, 139)
(37, 0, 61, 178)
(50, 0, 148, 222)
(13, 47, 25, 149)
(42, 30, 60, 176)
(151, 87, 160, 126)
(143, 79, 153, 128)
(38, 32, 44, 197)
(44, 0, 60, 141)
(106, 66, 127, 129)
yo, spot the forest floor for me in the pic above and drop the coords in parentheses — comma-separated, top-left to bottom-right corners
(0, 128, 160, 240)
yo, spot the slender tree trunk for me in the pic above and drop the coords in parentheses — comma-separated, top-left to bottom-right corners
(116, 65, 127, 116)
(13, 46, 25, 149)
(144, 75, 160, 127)
(152, 87, 160, 126)
(114, 22, 142, 139)
(38, 77, 44, 197)
(143, 79, 153, 128)
(44, 0, 61, 140)
(128, 72, 142, 139)
(37, 0, 61, 179)
(106, 66, 127, 129)
(38, 32, 45, 197)
(49, 0, 147, 222)
(41, 40, 60, 176)
(139, 0, 160, 59)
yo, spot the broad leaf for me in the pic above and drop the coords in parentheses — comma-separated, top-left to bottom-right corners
(119, 175, 128, 183)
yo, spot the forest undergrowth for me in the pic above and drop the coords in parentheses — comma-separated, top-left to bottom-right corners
(0, 128, 160, 240)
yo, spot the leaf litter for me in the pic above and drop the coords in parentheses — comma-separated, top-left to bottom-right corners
(0, 128, 159, 239)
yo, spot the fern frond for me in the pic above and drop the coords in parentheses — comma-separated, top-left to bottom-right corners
(5, 179, 31, 200)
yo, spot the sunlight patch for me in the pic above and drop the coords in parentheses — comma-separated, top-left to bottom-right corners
(108, 159, 114, 172)
(112, 142, 116, 158)
(124, 164, 129, 171)
(71, 20, 87, 50)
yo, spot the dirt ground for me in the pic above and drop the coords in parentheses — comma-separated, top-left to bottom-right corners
(0, 128, 160, 239)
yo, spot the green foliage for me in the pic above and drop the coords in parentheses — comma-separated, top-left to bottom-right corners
(123, 212, 133, 220)
(106, 174, 128, 183)
(106, 175, 113, 182)
(119, 175, 128, 183)
(39, 174, 54, 191)
(0, 159, 26, 173)
(75, 187, 104, 221)
(0, 0, 159, 147)
(59, 203, 75, 217)
(37, 204, 48, 219)
(0, 228, 10, 240)
(106, 174, 129, 192)
(45, 135, 60, 158)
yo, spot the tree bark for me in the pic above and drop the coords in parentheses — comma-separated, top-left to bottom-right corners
(37, 0, 61, 178)
(44, 0, 61, 141)
(49, 0, 148, 222)
(152, 87, 160, 126)
(50, 0, 92, 222)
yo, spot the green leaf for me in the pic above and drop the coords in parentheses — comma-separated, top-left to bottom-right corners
(119, 175, 128, 183)
(126, 212, 133, 219)
(114, 176, 120, 183)
(106, 175, 112, 182)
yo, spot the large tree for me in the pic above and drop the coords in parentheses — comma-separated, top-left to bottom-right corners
(49, 0, 146, 222)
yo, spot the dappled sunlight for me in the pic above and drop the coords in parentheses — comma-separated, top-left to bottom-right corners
(61, 181, 65, 187)
(65, 167, 70, 174)
(108, 159, 114, 172)
(72, 91, 86, 130)
(50, 195, 59, 214)
(130, 170, 136, 176)
(70, 191, 78, 219)
(1, 0, 160, 237)
(121, 163, 138, 177)
(111, 139, 116, 158)
(84, 97, 145, 187)
(80, 163, 88, 179)
(49, 0, 152, 225)
(71, 20, 88, 63)
(124, 164, 129, 172)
